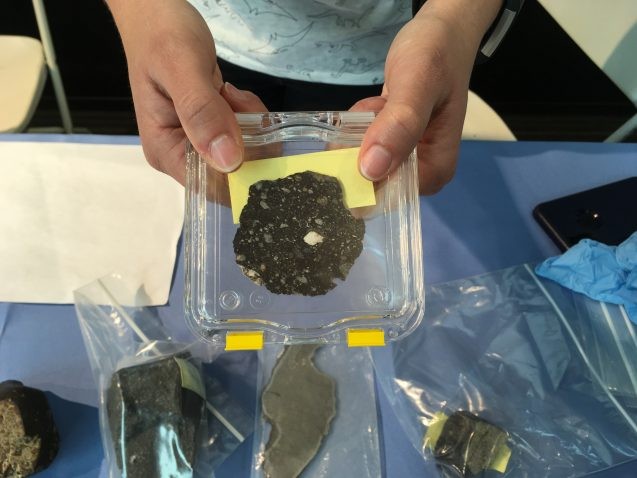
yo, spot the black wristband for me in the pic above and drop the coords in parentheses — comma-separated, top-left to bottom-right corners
(411, 0, 525, 63)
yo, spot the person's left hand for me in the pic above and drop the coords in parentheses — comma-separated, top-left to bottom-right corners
(353, 0, 502, 194)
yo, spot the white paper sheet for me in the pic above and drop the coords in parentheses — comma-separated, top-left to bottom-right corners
(0, 141, 184, 305)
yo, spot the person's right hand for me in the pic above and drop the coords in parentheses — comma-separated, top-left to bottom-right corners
(106, 0, 267, 185)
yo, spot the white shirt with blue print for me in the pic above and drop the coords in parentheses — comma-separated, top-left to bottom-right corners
(189, 0, 411, 85)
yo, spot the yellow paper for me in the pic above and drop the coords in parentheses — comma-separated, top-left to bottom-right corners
(227, 147, 375, 223)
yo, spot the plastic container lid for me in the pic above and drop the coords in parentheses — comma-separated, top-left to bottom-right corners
(185, 112, 424, 348)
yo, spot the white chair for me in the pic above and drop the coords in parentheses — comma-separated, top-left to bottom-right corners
(538, 0, 637, 142)
(463, 90, 516, 141)
(0, 36, 47, 133)
(0, 0, 73, 133)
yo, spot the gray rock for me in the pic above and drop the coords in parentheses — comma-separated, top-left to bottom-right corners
(262, 345, 336, 478)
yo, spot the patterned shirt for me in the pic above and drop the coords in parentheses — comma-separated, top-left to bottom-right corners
(188, 0, 411, 85)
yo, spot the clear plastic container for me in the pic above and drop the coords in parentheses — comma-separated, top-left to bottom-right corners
(185, 112, 423, 347)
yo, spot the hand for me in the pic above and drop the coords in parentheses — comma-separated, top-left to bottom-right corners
(106, 0, 267, 185)
(354, 0, 502, 194)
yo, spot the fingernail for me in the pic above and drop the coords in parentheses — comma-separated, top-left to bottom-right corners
(224, 82, 247, 100)
(208, 134, 242, 172)
(360, 144, 392, 180)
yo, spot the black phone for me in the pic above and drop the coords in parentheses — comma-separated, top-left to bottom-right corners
(533, 177, 637, 251)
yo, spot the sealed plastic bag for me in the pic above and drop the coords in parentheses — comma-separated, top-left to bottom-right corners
(74, 274, 252, 478)
(251, 344, 381, 478)
(374, 264, 637, 477)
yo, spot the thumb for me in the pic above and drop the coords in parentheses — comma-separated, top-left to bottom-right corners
(358, 76, 435, 181)
(159, 52, 243, 173)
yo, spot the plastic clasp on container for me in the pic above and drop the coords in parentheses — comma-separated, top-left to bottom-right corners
(225, 331, 264, 351)
(185, 112, 424, 347)
(347, 329, 386, 348)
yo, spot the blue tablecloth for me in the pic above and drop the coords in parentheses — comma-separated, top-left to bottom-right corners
(1, 135, 636, 477)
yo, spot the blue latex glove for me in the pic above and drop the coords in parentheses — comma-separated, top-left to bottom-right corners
(535, 231, 637, 323)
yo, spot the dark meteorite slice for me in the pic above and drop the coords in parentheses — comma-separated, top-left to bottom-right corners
(106, 356, 205, 478)
(435, 411, 508, 477)
(233, 171, 365, 296)
(0, 380, 59, 478)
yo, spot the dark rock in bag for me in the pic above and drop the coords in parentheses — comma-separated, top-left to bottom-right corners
(106, 356, 205, 478)
(435, 411, 508, 477)
(0, 380, 59, 478)
(234, 171, 365, 296)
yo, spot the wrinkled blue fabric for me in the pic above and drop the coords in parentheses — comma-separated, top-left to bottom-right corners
(536, 232, 637, 323)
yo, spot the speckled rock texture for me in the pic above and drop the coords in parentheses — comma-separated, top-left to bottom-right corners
(106, 357, 204, 478)
(262, 345, 336, 478)
(234, 171, 365, 296)
(0, 381, 59, 478)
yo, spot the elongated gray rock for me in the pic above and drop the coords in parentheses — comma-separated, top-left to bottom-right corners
(234, 171, 365, 296)
(262, 345, 336, 478)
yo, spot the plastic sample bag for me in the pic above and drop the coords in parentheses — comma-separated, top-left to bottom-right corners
(74, 274, 252, 478)
(374, 264, 637, 477)
(251, 344, 382, 478)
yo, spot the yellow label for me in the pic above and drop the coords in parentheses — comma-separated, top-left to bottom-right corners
(490, 444, 512, 473)
(173, 358, 206, 400)
(347, 329, 385, 347)
(228, 147, 376, 223)
(225, 331, 264, 351)
(423, 411, 449, 451)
